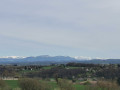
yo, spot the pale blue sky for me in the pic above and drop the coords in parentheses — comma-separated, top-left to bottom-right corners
(0, 0, 120, 58)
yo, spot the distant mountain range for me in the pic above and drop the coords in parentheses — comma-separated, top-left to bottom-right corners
(0, 55, 120, 65)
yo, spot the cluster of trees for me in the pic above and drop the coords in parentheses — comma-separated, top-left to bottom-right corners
(0, 63, 120, 81)
(24, 63, 120, 81)
(96, 68, 120, 79)
(24, 65, 42, 70)
(66, 63, 99, 67)
(26, 67, 87, 79)
(0, 66, 16, 78)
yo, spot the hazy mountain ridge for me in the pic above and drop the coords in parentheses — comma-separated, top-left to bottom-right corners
(0, 55, 120, 65)
(0, 55, 76, 65)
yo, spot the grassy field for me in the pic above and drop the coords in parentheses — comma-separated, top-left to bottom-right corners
(74, 84, 85, 90)
(5, 80, 19, 89)
(66, 66, 80, 69)
(42, 66, 80, 69)
(5, 80, 86, 90)
(42, 66, 56, 69)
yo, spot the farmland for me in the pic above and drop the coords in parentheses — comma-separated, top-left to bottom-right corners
(0, 63, 120, 90)
(5, 80, 86, 90)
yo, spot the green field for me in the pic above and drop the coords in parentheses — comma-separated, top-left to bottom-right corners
(5, 80, 19, 89)
(66, 66, 80, 69)
(74, 84, 85, 90)
(42, 66, 80, 69)
(42, 66, 56, 69)
(5, 80, 86, 90)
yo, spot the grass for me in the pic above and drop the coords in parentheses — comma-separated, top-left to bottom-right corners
(42, 80, 86, 90)
(42, 66, 55, 69)
(5, 80, 19, 89)
(5, 80, 86, 90)
(74, 84, 85, 90)
(48, 81, 57, 88)
(41, 80, 86, 90)
(66, 66, 80, 69)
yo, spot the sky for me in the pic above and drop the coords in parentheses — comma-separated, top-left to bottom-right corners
(0, 0, 120, 58)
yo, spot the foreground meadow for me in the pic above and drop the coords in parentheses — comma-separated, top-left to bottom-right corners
(5, 80, 86, 90)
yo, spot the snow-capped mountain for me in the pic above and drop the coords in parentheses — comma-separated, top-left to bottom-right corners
(73, 56, 111, 60)
(0, 55, 119, 65)
(0, 55, 77, 65)
(73, 56, 92, 60)
(0, 56, 26, 59)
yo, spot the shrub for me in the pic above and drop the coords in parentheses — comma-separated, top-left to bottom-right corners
(117, 77, 120, 85)
(19, 78, 40, 90)
(57, 78, 75, 90)
(83, 81, 91, 85)
(18, 78, 51, 90)
(97, 80, 119, 90)
(39, 81, 52, 90)
(85, 80, 120, 90)
(0, 80, 11, 90)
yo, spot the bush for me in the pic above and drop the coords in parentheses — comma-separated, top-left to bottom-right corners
(0, 80, 11, 90)
(97, 80, 119, 90)
(83, 81, 91, 85)
(85, 80, 120, 90)
(117, 77, 120, 85)
(39, 81, 52, 90)
(18, 78, 51, 90)
(19, 78, 40, 90)
(57, 79, 75, 90)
